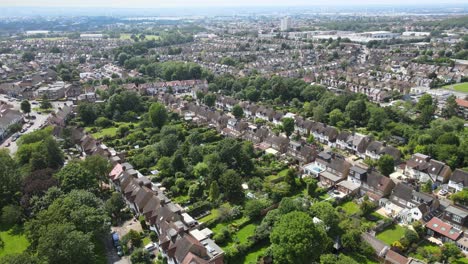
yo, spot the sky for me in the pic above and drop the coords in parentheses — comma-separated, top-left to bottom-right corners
(1, 0, 467, 8)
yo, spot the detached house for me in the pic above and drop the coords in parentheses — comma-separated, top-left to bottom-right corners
(380, 183, 439, 224)
(448, 169, 468, 193)
(348, 166, 395, 201)
(404, 153, 452, 183)
(317, 155, 351, 188)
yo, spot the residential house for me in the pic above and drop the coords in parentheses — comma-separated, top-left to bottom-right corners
(361, 171, 396, 201)
(0, 107, 23, 140)
(455, 98, 468, 119)
(442, 205, 468, 230)
(380, 183, 439, 224)
(426, 217, 463, 243)
(404, 153, 452, 183)
(318, 155, 351, 188)
(448, 169, 468, 193)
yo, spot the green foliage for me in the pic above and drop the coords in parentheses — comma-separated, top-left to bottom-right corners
(1, 205, 22, 226)
(208, 181, 220, 202)
(320, 254, 360, 264)
(232, 104, 244, 119)
(39, 95, 52, 109)
(282, 118, 295, 138)
(54, 162, 97, 192)
(130, 248, 152, 264)
(0, 150, 20, 208)
(377, 155, 395, 176)
(0, 253, 44, 264)
(451, 189, 468, 206)
(36, 223, 95, 264)
(149, 102, 168, 128)
(20, 100, 31, 115)
(270, 211, 331, 264)
(219, 170, 244, 204)
(244, 199, 271, 220)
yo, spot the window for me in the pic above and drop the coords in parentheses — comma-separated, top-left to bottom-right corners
(453, 215, 462, 223)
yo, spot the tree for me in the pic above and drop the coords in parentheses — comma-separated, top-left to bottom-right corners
(77, 103, 98, 125)
(20, 100, 31, 116)
(39, 94, 52, 109)
(270, 211, 331, 264)
(305, 178, 318, 197)
(0, 150, 20, 208)
(1, 205, 22, 226)
(232, 104, 244, 119)
(36, 223, 95, 264)
(360, 196, 377, 216)
(442, 95, 458, 118)
(208, 181, 220, 202)
(130, 248, 152, 264)
(282, 118, 295, 138)
(341, 229, 362, 250)
(329, 109, 344, 126)
(377, 154, 395, 176)
(203, 93, 216, 107)
(149, 102, 168, 128)
(421, 180, 433, 193)
(441, 242, 463, 262)
(123, 229, 142, 248)
(219, 170, 244, 204)
(320, 254, 359, 264)
(54, 162, 97, 192)
(82, 155, 110, 188)
(244, 199, 271, 220)
(105, 192, 126, 219)
(310, 202, 339, 232)
(345, 100, 368, 126)
(0, 253, 44, 264)
(313, 105, 326, 122)
(451, 189, 468, 206)
(22, 51, 35, 62)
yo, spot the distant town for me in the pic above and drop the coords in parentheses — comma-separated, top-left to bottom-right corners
(0, 4, 468, 264)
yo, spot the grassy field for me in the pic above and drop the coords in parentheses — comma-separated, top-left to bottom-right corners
(0, 225, 29, 259)
(85, 122, 136, 139)
(241, 242, 269, 264)
(376, 224, 406, 245)
(341, 201, 360, 215)
(198, 208, 219, 223)
(443, 82, 468, 93)
(235, 223, 257, 244)
(119, 34, 160, 41)
(346, 252, 379, 264)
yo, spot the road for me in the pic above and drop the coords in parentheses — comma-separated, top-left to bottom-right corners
(0, 95, 72, 154)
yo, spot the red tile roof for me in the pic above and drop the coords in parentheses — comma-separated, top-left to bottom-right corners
(385, 249, 408, 264)
(426, 217, 462, 241)
(456, 98, 468, 108)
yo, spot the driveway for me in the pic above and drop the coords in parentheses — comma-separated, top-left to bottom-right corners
(103, 234, 130, 264)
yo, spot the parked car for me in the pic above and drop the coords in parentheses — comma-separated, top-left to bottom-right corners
(439, 189, 448, 196)
(112, 232, 120, 247)
(144, 242, 157, 252)
(116, 245, 123, 257)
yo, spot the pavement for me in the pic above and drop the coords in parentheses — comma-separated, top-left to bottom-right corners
(106, 219, 144, 264)
(0, 95, 72, 155)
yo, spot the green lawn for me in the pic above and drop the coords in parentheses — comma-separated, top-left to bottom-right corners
(25, 37, 67, 41)
(142, 236, 151, 246)
(236, 223, 257, 244)
(242, 242, 269, 264)
(443, 82, 468, 93)
(346, 252, 379, 264)
(198, 209, 219, 223)
(409, 240, 441, 261)
(376, 224, 406, 245)
(341, 201, 360, 215)
(85, 122, 136, 139)
(0, 225, 29, 259)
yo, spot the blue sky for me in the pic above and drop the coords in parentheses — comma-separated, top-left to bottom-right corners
(1, 0, 467, 7)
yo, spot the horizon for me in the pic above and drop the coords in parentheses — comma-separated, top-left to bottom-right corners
(2, 0, 468, 8)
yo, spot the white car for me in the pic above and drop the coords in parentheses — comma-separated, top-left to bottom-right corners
(438, 189, 448, 196)
(144, 242, 157, 252)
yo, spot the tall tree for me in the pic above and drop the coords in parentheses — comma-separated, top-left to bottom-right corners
(232, 104, 244, 119)
(219, 170, 244, 204)
(54, 162, 97, 192)
(208, 181, 220, 202)
(40, 94, 52, 109)
(442, 95, 458, 118)
(82, 155, 110, 188)
(378, 154, 395, 176)
(282, 118, 295, 138)
(36, 223, 95, 264)
(0, 150, 20, 208)
(203, 93, 216, 107)
(20, 100, 31, 116)
(148, 102, 168, 128)
(270, 211, 331, 264)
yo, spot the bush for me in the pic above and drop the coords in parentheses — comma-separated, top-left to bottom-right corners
(213, 227, 230, 244)
(1, 205, 22, 226)
(94, 117, 113, 128)
(150, 231, 158, 242)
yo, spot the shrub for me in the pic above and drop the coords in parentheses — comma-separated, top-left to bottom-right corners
(94, 117, 113, 128)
